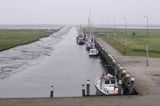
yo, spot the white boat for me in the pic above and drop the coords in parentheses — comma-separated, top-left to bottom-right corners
(89, 48, 99, 56)
(86, 12, 99, 54)
(95, 73, 119, 95)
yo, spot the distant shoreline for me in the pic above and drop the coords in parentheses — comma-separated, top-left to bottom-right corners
(1, 24, 160, 29)
(0, 24, 62, 29)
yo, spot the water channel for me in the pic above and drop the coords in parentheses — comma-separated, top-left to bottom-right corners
(0, 27, 106, 98)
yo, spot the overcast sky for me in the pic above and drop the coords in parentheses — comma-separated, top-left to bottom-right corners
(0, 0, 159, 25)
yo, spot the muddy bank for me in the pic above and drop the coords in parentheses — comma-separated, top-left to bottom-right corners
(0, 27, 71, 79)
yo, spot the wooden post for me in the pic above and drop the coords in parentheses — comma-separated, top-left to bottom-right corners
(118, 80, 123, 95)
(82, 84, 85, 96)
(129, 77, 135, 94)
(86, 79, 90, 96)
(126, 73, 130, 84)
(50, 86, 54, 98)
(121, 69, 126, 82)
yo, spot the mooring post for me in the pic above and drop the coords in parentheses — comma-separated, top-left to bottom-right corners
(82, 84, 85, 96)
(118, 66, 123, 80)
(129, 77, 135, 94)
(50, 86, 54, 98)
(126, 73, 130, 84)
(121, 69, 126, 82)
(118, 80, 123, 95)
(86, 79, 90, 96)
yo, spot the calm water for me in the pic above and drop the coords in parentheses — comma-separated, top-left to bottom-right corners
(0, 27, 105, 98)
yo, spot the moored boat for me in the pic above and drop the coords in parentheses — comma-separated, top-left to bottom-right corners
(95, 73, 119, 95)
(76, 26, 85, 45)
(89, 48, 99, 56)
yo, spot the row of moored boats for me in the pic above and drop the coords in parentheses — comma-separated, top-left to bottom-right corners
(76, 28, 121, 95)
(76, 15, 121, 96)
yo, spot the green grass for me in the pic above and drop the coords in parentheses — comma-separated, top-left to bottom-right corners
(0, 29, 58, 51)
(84, 28, 160, 58)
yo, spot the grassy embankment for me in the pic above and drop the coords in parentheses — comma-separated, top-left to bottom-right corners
(0, 29, 58, 51)
(84, 28, 160, 58)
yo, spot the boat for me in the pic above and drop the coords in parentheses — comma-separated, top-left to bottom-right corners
(86, 12, 99, 55)
(76, 25, 85, 45)
(85, 39, 93, 50)
(85, 12, 93, 50)
(77, 36, 85, 45)
(89, 48, 99, 56)
(95, 73, 119, 95)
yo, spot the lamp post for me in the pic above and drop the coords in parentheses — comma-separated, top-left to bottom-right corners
(123, 17, 127, 55)
(144, 15, 149, 66)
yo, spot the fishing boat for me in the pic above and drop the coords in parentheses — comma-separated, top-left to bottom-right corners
(76, 25, 85, 45)
(89, 47, 98, 56)
(85, 12, 93, 50)
(76, 36, 85, 45)
(95, 73, 119, 95)
(88, 33, 98, 56)
(86, 12, 99, 56)
(85, 38, 93, 50)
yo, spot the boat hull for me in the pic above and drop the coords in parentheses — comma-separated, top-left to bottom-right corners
(95, 78, 119, 96)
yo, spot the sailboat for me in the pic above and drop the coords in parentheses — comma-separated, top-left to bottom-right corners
(86, 12, 94, 50)
(85, 12, 98, 57)
(76, 24, 85, 45)
(88, 20, 98, 56)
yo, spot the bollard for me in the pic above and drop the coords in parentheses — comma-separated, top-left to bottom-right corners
(131, 77, 135, 84)
(118, 66, 123, 79)
(121, 69, 126, 81)
(50, 86, 54, 98)
(86, 79, 90, 96)
(126, 73, 130, 84)
(129, 77, 135, 94)
(119, 66, 123, 70)
(122, 69, 126, 76)
(118, 80, 123, 95)
(82, 84, 85, 96)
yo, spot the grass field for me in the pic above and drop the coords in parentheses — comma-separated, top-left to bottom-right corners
(0, 29, 58, 51)
(84, 28, 160, 58)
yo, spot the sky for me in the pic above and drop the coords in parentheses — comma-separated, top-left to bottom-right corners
(0, 0, 159, 25)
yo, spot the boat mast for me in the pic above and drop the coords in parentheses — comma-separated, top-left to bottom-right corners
(79, 24, 82, 35)
(92, 21, 95, 45)
(88, 11, 91, 38)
